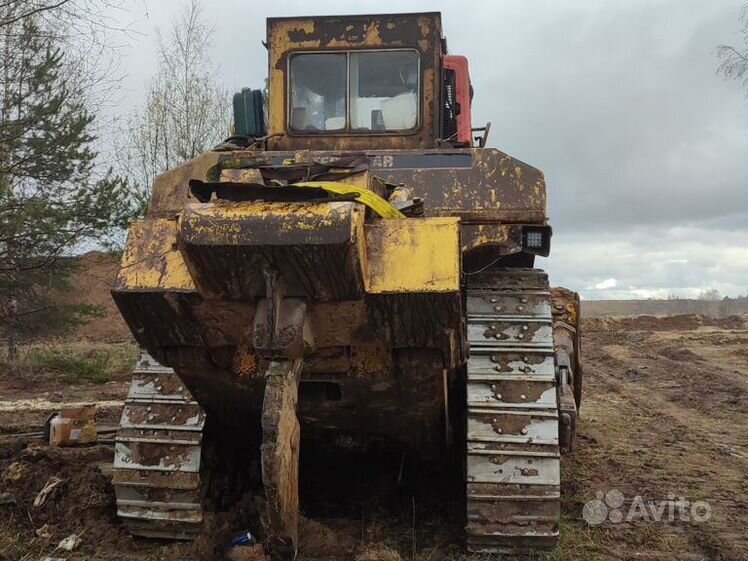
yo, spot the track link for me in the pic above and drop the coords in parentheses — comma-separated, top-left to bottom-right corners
(113, 352, 206, 539)
(465, 268, 561, 553)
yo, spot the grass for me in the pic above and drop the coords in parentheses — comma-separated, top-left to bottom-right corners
(542, 515, 601, 561)
(0, 341, 138, 385)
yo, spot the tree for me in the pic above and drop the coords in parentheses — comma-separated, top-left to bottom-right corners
(0, 14, 134, 360)
(120, 0, 230, 213)
(0, 0, 73, 27)
(697, 288, 721, 301)
(717, 5, 748, 94)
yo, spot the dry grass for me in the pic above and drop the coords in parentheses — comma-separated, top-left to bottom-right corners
(0, 341, 137, 385)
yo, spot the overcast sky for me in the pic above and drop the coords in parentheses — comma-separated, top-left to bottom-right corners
(113, 0, 747, 299)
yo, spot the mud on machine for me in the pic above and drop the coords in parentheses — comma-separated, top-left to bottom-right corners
(111, 12, 582, 557)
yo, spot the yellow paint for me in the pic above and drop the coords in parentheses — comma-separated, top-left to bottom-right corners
(233, 345, 262, 378)
(566, 304, 577, 324)
(181, 201, 366, 249)
(117, 219, 195, 291)
(219, 168, 263, 183)
(191, 200, 341, 220)
(461, 224, 511, 252)
(366, 217, 460, 293)
(148, 151, 222, 218)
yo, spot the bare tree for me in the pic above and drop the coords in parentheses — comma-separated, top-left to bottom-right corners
(697, 288, 722, 301)
(717, 5, 748, 94)
(121, 0, 230, 211)
(0, 0, 73, 27)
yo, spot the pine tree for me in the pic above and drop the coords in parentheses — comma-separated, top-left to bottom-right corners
(0, 15, 134, 359)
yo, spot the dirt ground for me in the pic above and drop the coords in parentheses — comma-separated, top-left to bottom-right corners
(0, 313, 746, 561)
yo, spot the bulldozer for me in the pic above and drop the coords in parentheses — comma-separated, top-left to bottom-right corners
(111, 12, 582, 557)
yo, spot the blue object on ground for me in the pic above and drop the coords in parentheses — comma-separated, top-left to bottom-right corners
(231, 531, 253, 546)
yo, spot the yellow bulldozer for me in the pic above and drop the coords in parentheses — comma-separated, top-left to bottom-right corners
(111, 12, 582, 557)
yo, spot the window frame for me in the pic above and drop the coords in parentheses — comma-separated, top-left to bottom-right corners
(286, 48, 422, 136)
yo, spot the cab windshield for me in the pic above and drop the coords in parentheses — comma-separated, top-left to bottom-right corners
(289, 50, 419, 132)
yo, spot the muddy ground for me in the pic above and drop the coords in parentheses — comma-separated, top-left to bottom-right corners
(0, 314, 746, 561)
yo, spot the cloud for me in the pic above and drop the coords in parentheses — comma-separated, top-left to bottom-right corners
(542, 224, 748, 299)
(590, 278, 618, 290)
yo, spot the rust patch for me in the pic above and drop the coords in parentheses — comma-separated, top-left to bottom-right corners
(487, 381, 552, 403)
(350, 344, 392, 377)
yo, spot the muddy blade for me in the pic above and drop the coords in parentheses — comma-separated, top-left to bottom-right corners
(261, 359, 303, 556)
(465, 269, 561, 553)
(113, 352, 206, 539)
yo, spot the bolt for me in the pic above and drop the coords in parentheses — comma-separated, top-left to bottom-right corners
(520, 297, 528, 304)
(517, 333, 524, 339)
(497, 428, 503, 434)
(489, 324, 496, 330)
(522, 325, 529, 331)
(517, 305, 524, 312)
(494, 365, 502, 371)
(177, 386, 183, 392)
(491, 354, 499, 363)
(494, 305, 502, 312)
(520, 394, 527, 400)
(521, 428, 528, 435)
(490, 384, 497, 391)
(495, 333, 502, 339)
(489, 298, 497, 303)
(496, 393, 503, 399)
(521, 468, 529, 476)
(523, 356, 529, 362)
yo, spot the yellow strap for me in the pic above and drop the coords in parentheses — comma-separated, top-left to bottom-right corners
(290, 181, 406, 219)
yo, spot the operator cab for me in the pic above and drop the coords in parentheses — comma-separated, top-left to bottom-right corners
(235, 13, 477, 151)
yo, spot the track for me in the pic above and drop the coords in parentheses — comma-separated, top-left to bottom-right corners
(465, 268, 561, 553)
(112, 352, 206, 539)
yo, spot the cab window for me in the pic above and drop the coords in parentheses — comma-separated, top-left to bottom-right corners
(289, 50, 419, 133)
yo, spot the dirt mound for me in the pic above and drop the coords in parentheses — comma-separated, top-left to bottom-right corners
(583, 313, 748, 332)
(0, 444, 128, 559)
(658, 346, 704, 362)
(59, 251, 132, 343)
(583, 298, 748, 318)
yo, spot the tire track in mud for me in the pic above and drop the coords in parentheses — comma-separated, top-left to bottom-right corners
(570, 328, 748, 561)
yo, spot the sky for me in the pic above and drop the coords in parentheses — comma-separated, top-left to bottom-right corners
(112, 0, 747, 299)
